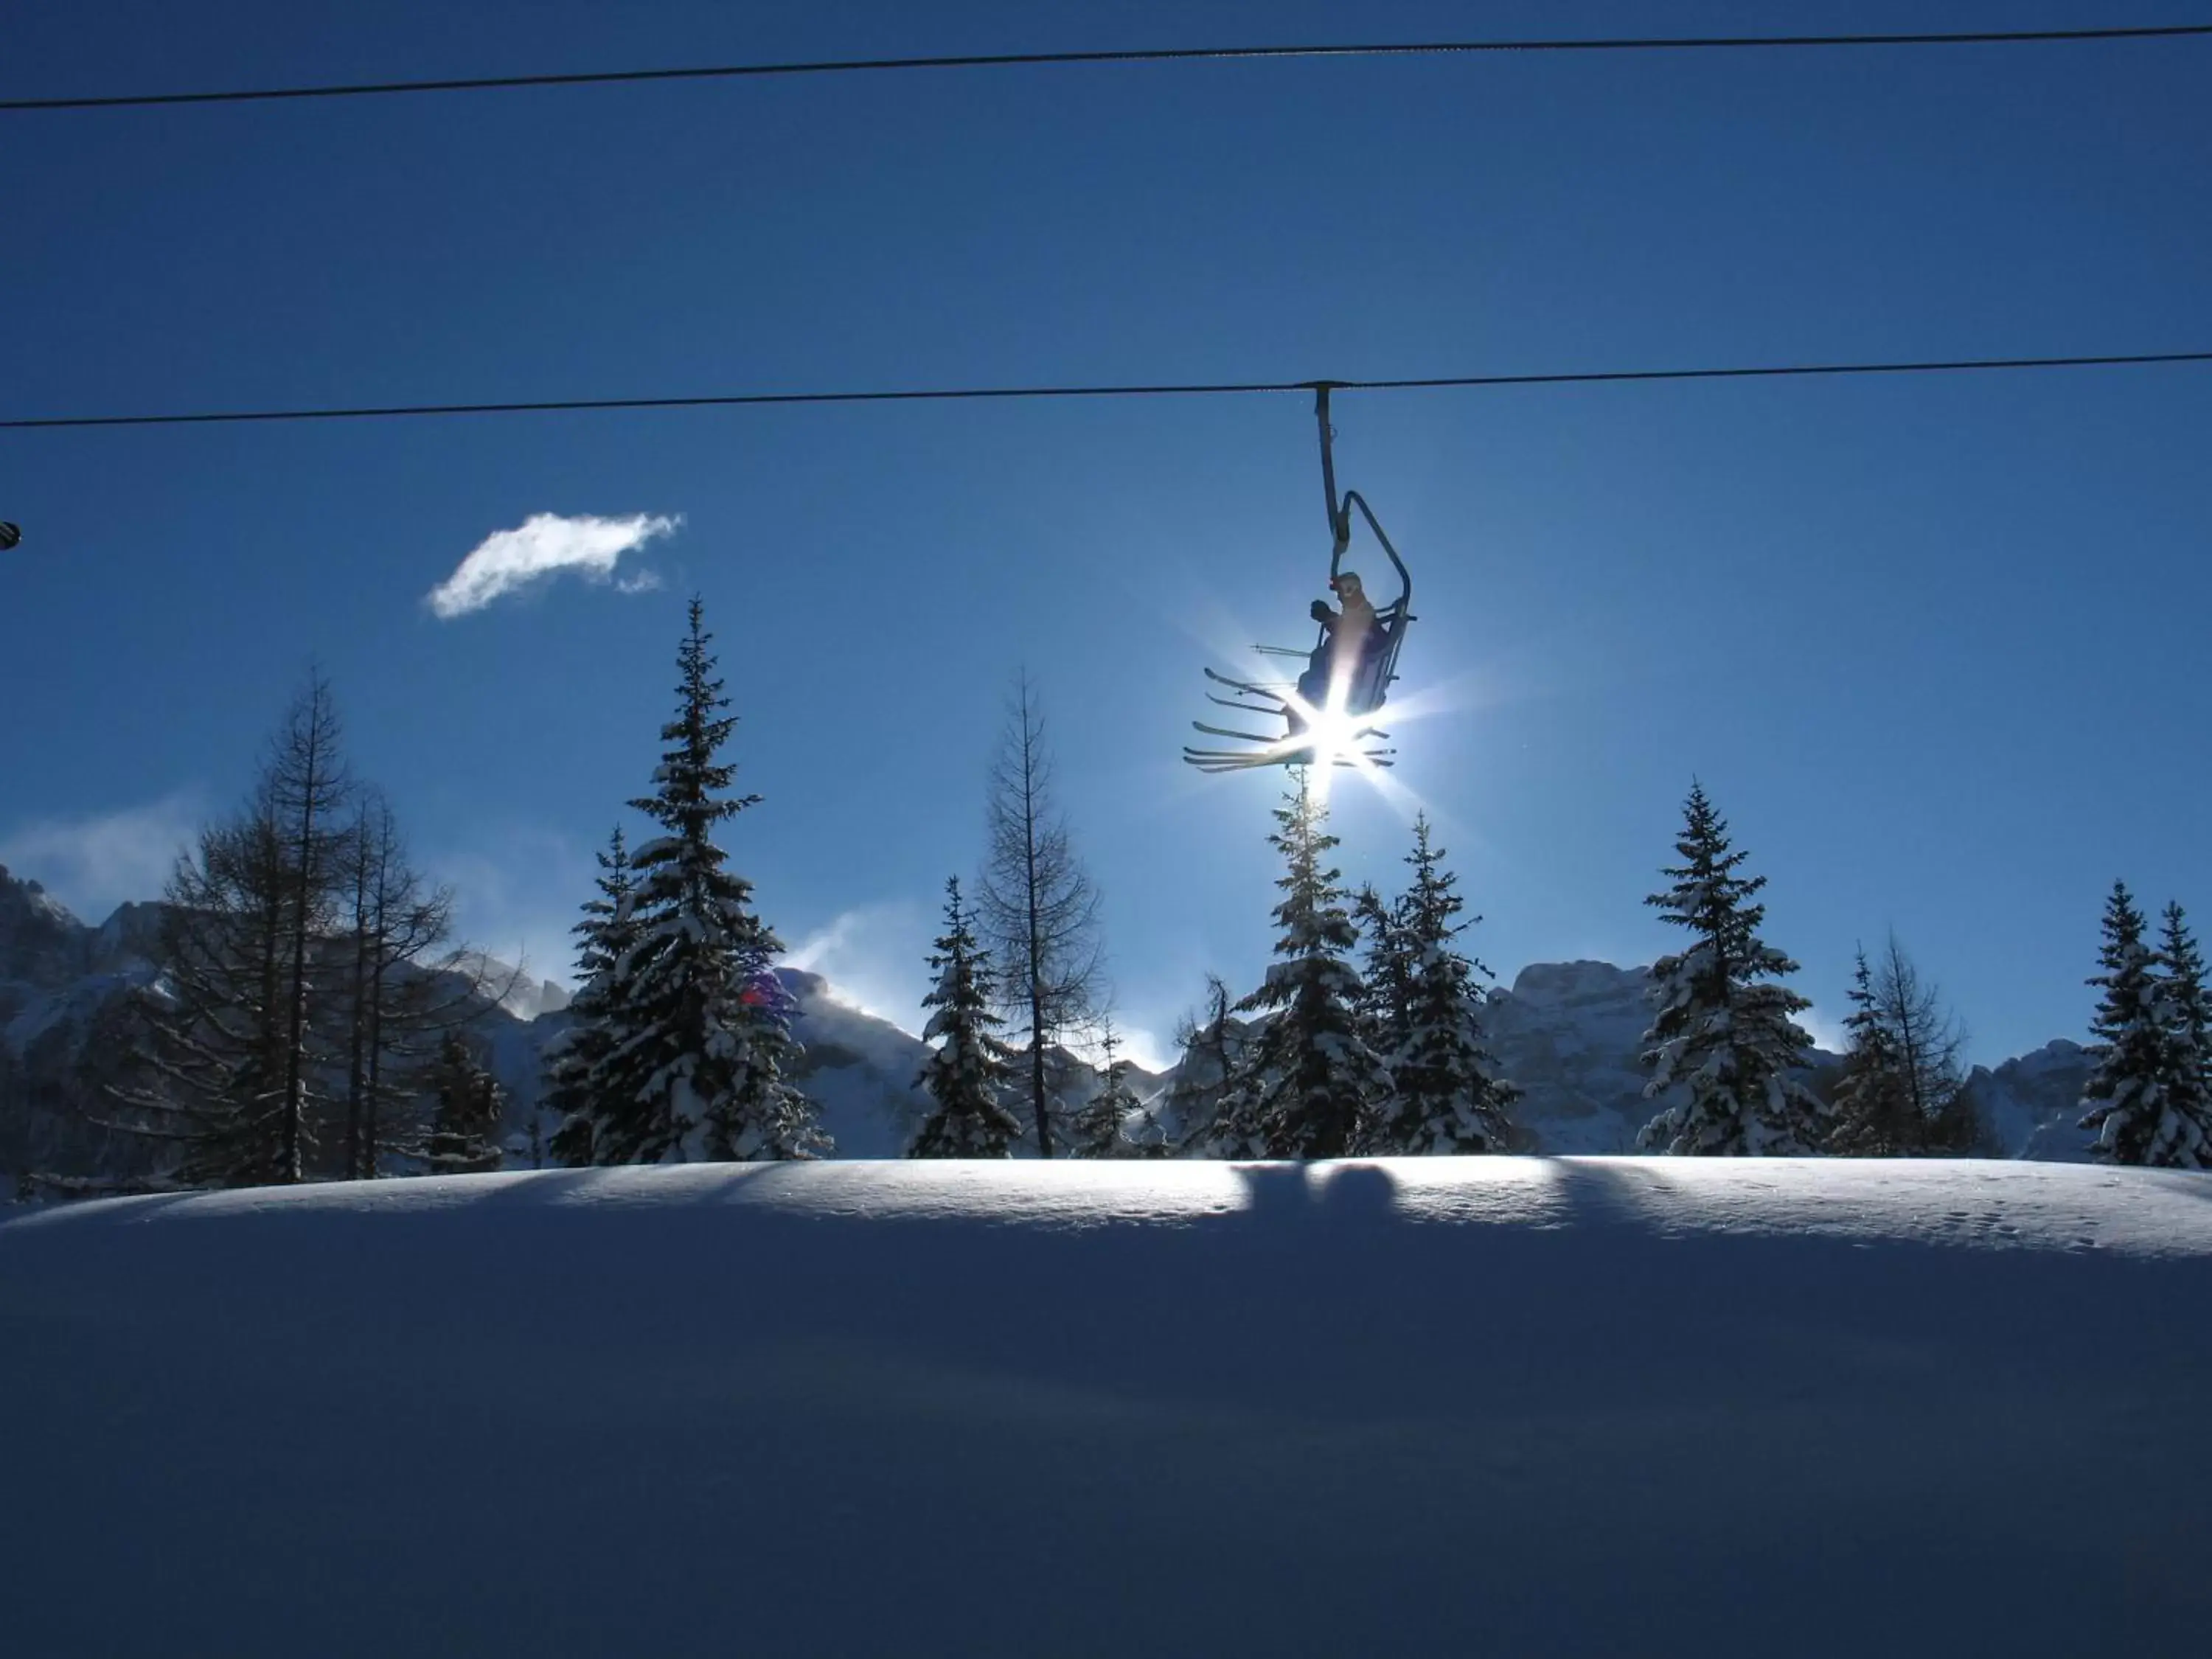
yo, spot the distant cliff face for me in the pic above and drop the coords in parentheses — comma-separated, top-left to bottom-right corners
(0, 865, 89, 996)
(1959, 1040, 2096, 1164)
(1481, 960, 1677, 1153)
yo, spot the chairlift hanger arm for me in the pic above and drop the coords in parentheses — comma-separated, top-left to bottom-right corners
(1310, 384, 1411, 615)
(1340, 490, 1411, 616)
(1315, 383, 1349, 554)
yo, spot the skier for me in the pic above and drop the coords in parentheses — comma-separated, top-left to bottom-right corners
(1295, 570, 1382, 718)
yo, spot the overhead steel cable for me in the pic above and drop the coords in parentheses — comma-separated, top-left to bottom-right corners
(4, 24, 2208, 114)
(4, 350, 2208, 432)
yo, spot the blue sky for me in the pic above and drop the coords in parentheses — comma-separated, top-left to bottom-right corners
(3, 0, 2208, 1071)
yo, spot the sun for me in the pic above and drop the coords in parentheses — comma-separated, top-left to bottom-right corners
(1261, 679, 1384, 804)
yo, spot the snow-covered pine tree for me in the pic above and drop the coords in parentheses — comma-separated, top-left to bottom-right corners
(544, 827, 639, 1166)
(910, 877, 1023, 1158)
(2079, 883, 2174, 1163)
(1212, 775, 1391, 1160)
(2079, 886, 2212, 1168)
(1368, 815, 1520, 1155)
(1354, 883, 1411, 1120)
(1073, 1018, 1144, 1159)
(423, 1032, 504, 1174)
(1636, 782, 1827, 1156)
(2157, 902, 2212, 1165)
(580, 599, 826, 1164)
(1124, 1096, 1175, 1158)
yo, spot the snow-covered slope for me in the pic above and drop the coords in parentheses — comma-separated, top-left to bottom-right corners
(5, 1158, 2208, 1658)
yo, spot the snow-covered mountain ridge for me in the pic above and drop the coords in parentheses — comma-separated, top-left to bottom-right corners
(0, 864, 2094, 1168)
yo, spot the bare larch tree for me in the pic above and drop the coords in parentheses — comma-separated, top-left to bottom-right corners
(268, 672, 353, 1180)
(977, 671, 1102, 1158)
(335, 790, 504, 1178)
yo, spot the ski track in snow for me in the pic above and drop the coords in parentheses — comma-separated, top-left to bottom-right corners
(5, 1158, 2211, 1658)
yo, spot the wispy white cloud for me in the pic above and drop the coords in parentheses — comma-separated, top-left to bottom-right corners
(425, 511, 678, 619)
(0, 790, 206, 921)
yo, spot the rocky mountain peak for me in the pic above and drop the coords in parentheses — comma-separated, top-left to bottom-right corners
(0, 864, 90, 989)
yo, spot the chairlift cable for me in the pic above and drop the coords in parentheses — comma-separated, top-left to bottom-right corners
(3, 24, 2208, 114)
(4, 349, 2208, 432)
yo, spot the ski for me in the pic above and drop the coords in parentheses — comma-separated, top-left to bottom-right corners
(1192, 722, 1289, 745)
(1205, 666, 1290, 697)
(1207, 692, 1283, 717)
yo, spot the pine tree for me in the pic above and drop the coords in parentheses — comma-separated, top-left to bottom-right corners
(1073, 1018, 1144, 1159)
(2158, 903, 2212, 1158)
(423, 1032, 505, 1174)
(544, 827, 640, 1167)
(1637, 782, 1826, 1155)
(2079, 887, 2212, 1168)
(1213, 776, 1391, 1159)
(1368, 815, 1520, 1155)
(910, 877, 1023, 1158)
(1355, 883, 1413, 1069)
(576, 599, 826, 1164)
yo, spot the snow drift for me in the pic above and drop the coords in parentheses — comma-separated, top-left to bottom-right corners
(5, 1158, 2210, 1657)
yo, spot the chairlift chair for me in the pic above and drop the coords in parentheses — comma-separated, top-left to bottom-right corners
(1183, 386, 1413, 773)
